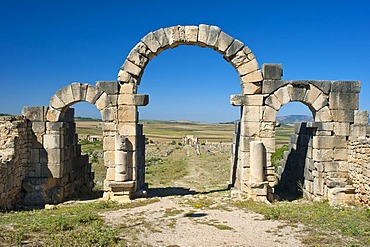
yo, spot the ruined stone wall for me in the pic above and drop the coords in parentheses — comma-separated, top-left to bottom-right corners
(348, 137, 370, 207)
(0, 116, 29, 209)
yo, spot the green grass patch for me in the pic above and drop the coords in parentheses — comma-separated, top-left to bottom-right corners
(271, 145, 289, 172)
(235, 200, 370, 246)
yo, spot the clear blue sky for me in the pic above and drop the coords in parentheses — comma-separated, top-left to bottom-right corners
(1, 0, 369, 123)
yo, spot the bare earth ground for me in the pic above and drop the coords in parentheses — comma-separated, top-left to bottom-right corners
(103, 193, 305, 247)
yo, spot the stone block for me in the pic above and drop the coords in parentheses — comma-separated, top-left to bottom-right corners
(313, 149, 333, 162)
(49, 95, 65, 110)
(48, 164, 63, 178)
(241, 82, 262, 94)
(22, 106, 46, 121)
(224, 39, 244, 60)
(95, 93, 111, 110)
(262, 64, 282, 80)
(240, 70, 263, 83)
(239, 136, 256, 152)
(118, 105, 137, 123)
(71, 82, 88, 102)
(331, 81, 361, 93)
(106, 167, 115, 181)
(309, 81, 331, 95)
(289, 85, 307, 101)
(311, 94, 328, 111)
(56, 85, 74, 106)
(132, 41, 154, 60)
(260, 138, 275, 152)
(197, 24, 210, 47)
(184, 25, 198, 44)
(333, 122, 349, 136)
(96, 81, 119, 95)
(274, 85, 291, 105)
(45, 107, 61, 122)
(313, 175, 324, 196)
(100, 107, 116, 122)
(118, 123, 137, 136)
(354, 110, 369, 125)
(262, 80, 289, 94)
(119, 82, 137, 94)
(260, 122, 275, 138)
(46, 148, 61, 164)
(241, 106, 262, 122)
(206, 25, 221, 48)
(230, 94, 263, 106)
(216, 31, 234, 53)
(349, 125, 367, 139)
(312, 136, 334, 149)
(121, 60, 142, 77)
(331, 109, 354, 122)
(306, 122, 333, 131)
(153, 28, 169, 49)
(104, 151, 115, 168)
(334, 149, 348, 161)
(237, 59, 259, 76)
(329, 92, 359, 110)
(304, 85, 321, 105)
(31, 122, 46, 133)
(118, 70, 137, 84)
(265, 94, 281, 111)
(85, 85, 103, 104)
(127, 49, 149, 69)
(240, 122, 260, 137)
(230, 50, 250, 68)
(43, 134, 61, 149)
(314, 106, 333, 122)
(141, 32, 161, 54)
(263, 106, 277, 122)
(163, 26, 180, 48)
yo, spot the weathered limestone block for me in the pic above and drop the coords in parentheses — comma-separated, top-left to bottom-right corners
(22, 106, 47, 121)
(197, 24, 210, 47)
(241, 106, 262, 122)
(240, 121, 260, 137)
(118, 105, 137, 123)
(329, 92, 359, 110)
(178, 26, 186, 44)
(163, 26, 180, 48)
(331, 109, 354, 122)
(314, 106, 333, 122)
(31, 122, 46, 134)
(313, 149, 333, 162)
(313, 175, 325, 196)
(104, 151, 116, 167)
(304, 85, 321, 106)
(126, 50, 149, 69)
(354, 110, 369, 125)
(262, 80, 289, 94)
(239, 136, 256, 152)
(350, 125, 367, 139)
(119, 82, 137, 94)
(334, 149, 348, 161)
(118, 123, 137, 136)
(306, 122, 333, 131)
(265, 94, 281, 111)
(119, 94, 148, 106)
(56, 85, 74, 106)
(103, 136, 115, 151)
(230, 94, 263, 106)
(96, 81, 119, 95)
(118, 70, 138, 85)
(106, 167, 115, 181)
(289, 84, 307, 101)
(249, 141, 265, 183)
(184, 25, 198, 44)
(231, 50, 249, 68)
(48, 164, 63, 178)
(312, 136, 335, 149)
(141, 32, 161, 54)
(132, 41, 154, 60)
(121, 60, 142, 77)
(333, 122, 350, 136)
(49, 95, 65, 110)
(100, 107, 116, 122)
(331, 81, 361, 93)
(309, 81, 331, 95)
(260, 138, 275, 153)
(260, 122, 275, 138)
(46, 107, 61, 122)
(216, 31, 234, 53)
(95, 93, 111, 110)
(86, 85, 104, 104)
(206, 25, 221, 48)
(311, 94, 328, 111)
(224, 39, 244, 60)
(274, 85, 291, 105)
(240, 70, 263, 84)
(43, 134, 61, 149)
(263, 106, 277, 122)
(241, 82, 262, 95)
(262, 64, 282, 80)
(71, 82, 88, 102)
(237, 59, 259, 76)
(153, 28, 169, 49)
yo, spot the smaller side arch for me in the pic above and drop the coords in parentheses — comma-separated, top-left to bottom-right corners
(264, 81, 333, 122)
(46, 82, 115, 122)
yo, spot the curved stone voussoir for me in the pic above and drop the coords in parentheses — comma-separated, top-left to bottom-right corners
(231, 50, 250, 69)
(121, 60, 142, 77)
(95, 93, 113, 111)
(86, 85, 104, 104)
(100, 107, 117, 122)
(237, 58, 260, 77)
(163, 26, 181, 48)
(206, 25, 221, 49)
(117, 70, 139, 85)
(198, 24, 210, 47)
(141, 32, 161, 55)
(49, 94, 65, 110)
(314, 106, 333, 122)
(132, 41, 155, 60)
(184, 25, 198, 44)
(224, 39, 244, 61)
(127, 49, 149, 69)
(71, 82, 88, 102)
(153, 28, 170, 50)
(55, 85, 77, 107)
(216, 31, 234, 53)
(240, 70, 263, 83)
(46, 107, 62, 122)
(265, 94, 282, 111)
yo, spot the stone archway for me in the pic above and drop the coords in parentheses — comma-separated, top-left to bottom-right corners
(115, 24, 263, 197)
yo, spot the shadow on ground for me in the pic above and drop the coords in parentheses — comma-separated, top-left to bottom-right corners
(146, 186, 230, 198)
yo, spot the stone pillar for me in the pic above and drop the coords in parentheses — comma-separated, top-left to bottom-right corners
(115, 135, 128, 182)
(250, 141, 265, 183)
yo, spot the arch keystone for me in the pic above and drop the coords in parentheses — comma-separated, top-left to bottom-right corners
(198, 24, 210, 47)
(184, 25, 198, 44)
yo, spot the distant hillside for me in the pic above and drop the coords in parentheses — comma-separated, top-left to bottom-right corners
(75, 116, 101, 122)
(276, 115, 313, 123)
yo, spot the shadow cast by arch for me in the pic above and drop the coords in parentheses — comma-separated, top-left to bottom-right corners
(275, 122, 313, 201)
(145, 186, 230, 198)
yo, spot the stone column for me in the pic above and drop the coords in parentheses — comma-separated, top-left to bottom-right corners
(250, 141, 265, 183)
(115, 134, 128, 182)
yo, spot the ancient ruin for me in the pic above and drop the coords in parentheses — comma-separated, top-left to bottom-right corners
(1, 24, 369, 209)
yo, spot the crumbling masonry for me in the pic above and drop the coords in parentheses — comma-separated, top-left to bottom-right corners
(1, 24, 369, 209)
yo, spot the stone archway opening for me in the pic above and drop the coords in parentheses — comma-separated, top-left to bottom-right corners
(136, 45, 241, 196)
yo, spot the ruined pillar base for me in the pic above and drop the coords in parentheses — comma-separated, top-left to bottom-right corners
(245, 181, 269, 203)
(327, 187, 355, 206)
(103, 180, 136, 202)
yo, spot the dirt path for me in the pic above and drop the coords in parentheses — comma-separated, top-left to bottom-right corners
(102, 193, 305, 247)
